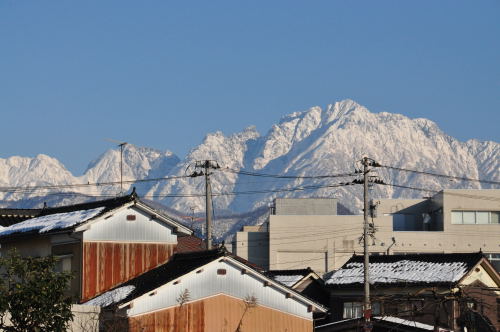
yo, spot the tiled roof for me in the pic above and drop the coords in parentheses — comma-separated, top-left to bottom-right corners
(84, 247, 282, 308)
(176, 234, 206, 253)
(265, 268, 316, 287)
(0, 207, 106, 238)
(0, 208, 43, 227)
(0, 194, 137, 239)
(316, 316, 447, 332)
(83, 248, 231, 307)
(326, 252, 484, 286)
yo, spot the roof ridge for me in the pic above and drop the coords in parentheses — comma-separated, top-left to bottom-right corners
(40, 194, 135, 215)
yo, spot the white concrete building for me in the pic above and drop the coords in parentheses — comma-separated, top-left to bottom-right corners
(234, 189, 500, 274)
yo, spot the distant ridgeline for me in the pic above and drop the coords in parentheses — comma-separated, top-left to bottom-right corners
(0, 100, 498, 239)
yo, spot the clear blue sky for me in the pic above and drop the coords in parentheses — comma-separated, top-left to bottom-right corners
(1, 0, 498, 175)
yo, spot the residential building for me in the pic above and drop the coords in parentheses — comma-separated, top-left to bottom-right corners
(234, 190, 500, 274)
(0, 194, 329, 331)
(324, 252, 500, 332)
(84, 247, 327, 332)
(316, 316, 452, 332)
(266, 268, 329, 307)
(0, 192, 193, 302)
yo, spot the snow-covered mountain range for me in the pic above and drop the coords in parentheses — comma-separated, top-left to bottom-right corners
(1, 100, 498, 238)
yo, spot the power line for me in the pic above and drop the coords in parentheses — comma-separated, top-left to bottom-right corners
(380, 182, 500, 202)
(0, 175, 190, 194)
(222, 168, 357, 179)
(137, 181, 357, 198)
(379, 164, 500, 186)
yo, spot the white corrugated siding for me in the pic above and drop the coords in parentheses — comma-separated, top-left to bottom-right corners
(127, 260, 313, 319)
(83, 207, 177, 243)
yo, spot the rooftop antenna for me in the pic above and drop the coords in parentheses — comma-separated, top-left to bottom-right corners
(105, 138, 128, 195)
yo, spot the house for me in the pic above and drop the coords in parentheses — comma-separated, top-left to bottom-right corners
(316, 316, 452, 332)
(266, 268, 330, 307)
(324, 252, 500, 332)
(0, 192, 193, 302)
(234, 189, 500, 274)
(83, 247, 328, 332)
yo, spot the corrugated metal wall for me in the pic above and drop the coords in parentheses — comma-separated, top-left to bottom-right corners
(128, 294, 312, 332)
(82, 242, 176, 301)
(83, 207, 177, 243)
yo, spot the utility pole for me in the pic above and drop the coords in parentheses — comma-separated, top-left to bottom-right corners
(105, 138, 127, 195)
(119, 142, 125, 195)
(192, 160, 220, 250)
(362, 157, 372, 332)
(204, 161, 213, 250)
(353, 157, 382, 331)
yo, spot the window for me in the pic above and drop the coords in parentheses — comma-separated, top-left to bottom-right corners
(451, 211, 500, 224)
(372, 302, 381, 315)
(485, 253, 500, 273)
(343, 302, 363, 319)
(476, 211, 489, 224)
(54, 254, 72, 273)
(463, 211, 475, 224)
(497, 299, 500, 322)
(451, 211, 462, 224)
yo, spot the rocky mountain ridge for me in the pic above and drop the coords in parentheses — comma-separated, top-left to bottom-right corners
(1, 99, 498, 238)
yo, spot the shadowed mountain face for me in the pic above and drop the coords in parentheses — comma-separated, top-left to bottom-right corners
(1, 99, 498, 238)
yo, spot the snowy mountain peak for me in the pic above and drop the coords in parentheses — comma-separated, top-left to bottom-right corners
(323, 99, 368, 124)
(1, 99, 498, 240)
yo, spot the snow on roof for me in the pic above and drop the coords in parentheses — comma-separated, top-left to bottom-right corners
(83, 285, 136, 307)
(375, 316, 435, 331)
(272, 274, 304, 287)
(0, 207, 105, 237)
(326, 260, 468, 285)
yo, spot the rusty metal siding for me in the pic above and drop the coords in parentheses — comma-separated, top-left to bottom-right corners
(83, 207, 177, 243)
(128, 294, 312, 332)
(127, 260, 313, 319)
(82, 242, 176, 301)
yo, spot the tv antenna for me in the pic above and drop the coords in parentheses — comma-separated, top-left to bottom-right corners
(105, 138, 128, 195)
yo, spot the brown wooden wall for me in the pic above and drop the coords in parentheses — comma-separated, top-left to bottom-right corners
(82, 242, 176, 301)
(128, 294, 313, 332)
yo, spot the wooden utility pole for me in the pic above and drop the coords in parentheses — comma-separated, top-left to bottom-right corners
(193, 160, 220, 250)
(362, 157, 372, 332)
(204, 161, 213, 250)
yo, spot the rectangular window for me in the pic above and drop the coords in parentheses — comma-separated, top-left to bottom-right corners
(343, 302, 363, 319)
(451, 211, 463, 224)
(372, 302, 381, 315)
(496, 299, 500, 322)
(463, 211, 476, 224)
(491, 212, 500, 224)
(485, 253, 500, 273)
(54, 254, 72, 273)
(450, 211, 500, 225)
(476, 212, 489, 224)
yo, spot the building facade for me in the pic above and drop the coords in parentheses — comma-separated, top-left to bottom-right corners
(324, 252, 500, 332)
(0, 193, 192, 301)
(85, 248, 327, 332)
(234, 190, 500, 274)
